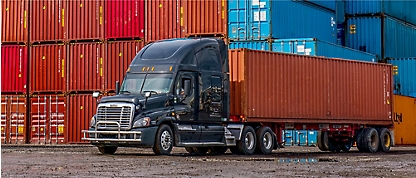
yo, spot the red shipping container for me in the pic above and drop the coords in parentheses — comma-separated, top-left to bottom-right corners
(67, 0, 104, 41)
(66, 94, 97, 143)
(30, 0, 66, 43)
(1, 95, 27, 144)
(105, 0, 145, 40)
(30, 94, 66, 144)
(1, 0, 28, 43)
(30, 44, 67, 93)
(182, 0, 227, 37)
(1, 45, 28, 93)
(105, 40, 145, 92)
(229, 49, 393, 125)
(67, 42, 104, 92)
(145, 0, 184, 42)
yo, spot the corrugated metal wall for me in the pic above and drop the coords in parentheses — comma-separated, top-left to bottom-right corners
(1, 0, 28, 43)
(393, 95, 416, 145)
(1, 45, 28, 93)
(389, 58, 416, 97)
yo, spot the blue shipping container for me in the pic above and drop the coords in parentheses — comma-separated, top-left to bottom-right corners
(346, 0, 416, 26)
(301, 0, 336, 11)
(271, 38, 378, 62)
(229, 41, 270, 51)
(282, 130, 295, 146)
(228, 0, 337, 43)
(346, 16, 416, 59)
(389, 58, 416, 97)
(282, 130, 317, 146)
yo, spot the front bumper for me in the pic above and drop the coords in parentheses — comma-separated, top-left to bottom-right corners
(81, 121, 157, 147)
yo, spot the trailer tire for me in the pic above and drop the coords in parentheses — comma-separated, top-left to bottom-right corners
(377, 128, 392, 152)
(340, 139, 353, 152)
(98, 147, 117, 155)
(236, 126, 256, 155)
(363, 127, 379, 153)
(153, 124, 173, 155)
(255, 126, 274, 155)
(356, 128, 367, 152)
(317, 131, 327, 151)
(327, 137, 340, 152)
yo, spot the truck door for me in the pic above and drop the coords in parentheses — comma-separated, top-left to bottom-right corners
(174, 72, 200, 143)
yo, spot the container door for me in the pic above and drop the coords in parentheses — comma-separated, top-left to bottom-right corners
(1, 96, 8, 144)
(9, 96, 26, 144)
(228, 0, 249, 40)
(31, 96, 48, 144)
(49, 95, 66, 144)
(248, 0, 270, 40)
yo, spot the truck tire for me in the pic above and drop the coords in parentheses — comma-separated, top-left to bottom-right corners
(363, 127, 379, 153)
(255, 126, 274, 154)
(209, 147, 228, 155)
(327, 137, 340, 152)
(98, 147, 117, 155)
(153, 124, 173, 155)
(377, 128, 392, 152)
(317, 131, 327, 151)
(356, 128, 367, 152)
(236, 126, 256, 155)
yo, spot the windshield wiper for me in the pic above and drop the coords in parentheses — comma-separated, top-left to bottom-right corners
(142, 90, 159, 95)
(119, 91, 131, 94)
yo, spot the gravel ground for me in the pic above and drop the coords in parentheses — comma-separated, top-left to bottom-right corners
(2, 145, 416, 178)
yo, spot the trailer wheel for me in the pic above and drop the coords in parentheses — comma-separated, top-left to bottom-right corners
(209, 147, 228, 155)
(356, 128, 367, 152)
(327, 137, 340, 152)
(255, 126, 274, 154)
(98, 147, 117, 155)
(317, 131, 327, 151)
(153, 124, 173, 155)
(363, 127, 379, 153)
(377, 128, 392, 152)
(236, 126, 256, 155)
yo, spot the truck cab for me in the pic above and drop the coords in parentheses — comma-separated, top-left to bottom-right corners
(82, 38, 263, 155)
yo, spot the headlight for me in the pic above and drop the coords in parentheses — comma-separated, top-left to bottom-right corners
(133, 117, 151, 128)
(90, 116, 96, 128)
(135, 105, 141, 110)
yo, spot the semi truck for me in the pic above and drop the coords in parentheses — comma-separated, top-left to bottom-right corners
(82, 38, 394, 155)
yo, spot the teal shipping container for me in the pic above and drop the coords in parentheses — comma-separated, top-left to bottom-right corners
(271, 38, 378, 62)
(228, 0, 336, 43)
(228, 41, 270, 51)
(346, 0, 416, 26)
(346, 15, 416, 60)
(389, 58, 416, 97)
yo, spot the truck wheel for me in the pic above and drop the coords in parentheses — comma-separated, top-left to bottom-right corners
(209, 147, 228, 155)
(236, 126, 256, 155)
(317, 131, 327, 151)
(340, 139, 353, 152)
(356, 128, 367, 152)
(98, 147, 117, 155)
(153, 124, 173, 155)
(377, 128, 392, 152)
(363, 127, 379, 153)
(255, 126, 274, 154)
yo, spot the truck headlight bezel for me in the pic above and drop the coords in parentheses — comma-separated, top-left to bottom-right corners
(90, 116, 96, 128)
(133, 117, 151, 128)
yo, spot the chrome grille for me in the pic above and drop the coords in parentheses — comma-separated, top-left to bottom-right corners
(96, 103, 134, 129)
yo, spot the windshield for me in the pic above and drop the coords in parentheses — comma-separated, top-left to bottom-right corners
(120, 73, 174, 94)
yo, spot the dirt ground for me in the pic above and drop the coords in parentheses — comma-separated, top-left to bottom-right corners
(2, 145, 416, 178)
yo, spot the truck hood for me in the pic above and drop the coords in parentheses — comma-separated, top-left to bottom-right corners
(99, 95, 144, 105)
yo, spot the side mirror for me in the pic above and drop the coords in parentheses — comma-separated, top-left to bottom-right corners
(92, 92, 100, 98)
(144, 91, 151, 98)
(115, 81, 120, 94)
(184, 80, 191, 96)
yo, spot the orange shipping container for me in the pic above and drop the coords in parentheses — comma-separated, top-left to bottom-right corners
(2, 0, 28, 43)
(30, 44, 67, 93)
(182, 0, 227, 37)
(30, 94, 66, 144)
(393, 95, 416, 145)
(66, 94, 97, 144)
(67, 0, 104, 41)
(105, 40, 145, 92)
(1, 95, 27, 144)
(67, 42, 104, 92)
(30, 0, 66, 43)
(229, 49, 393, 125)
(145, 0, 183, 42)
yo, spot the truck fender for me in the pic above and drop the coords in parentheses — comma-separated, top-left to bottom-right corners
(226, 124, 244, 140)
